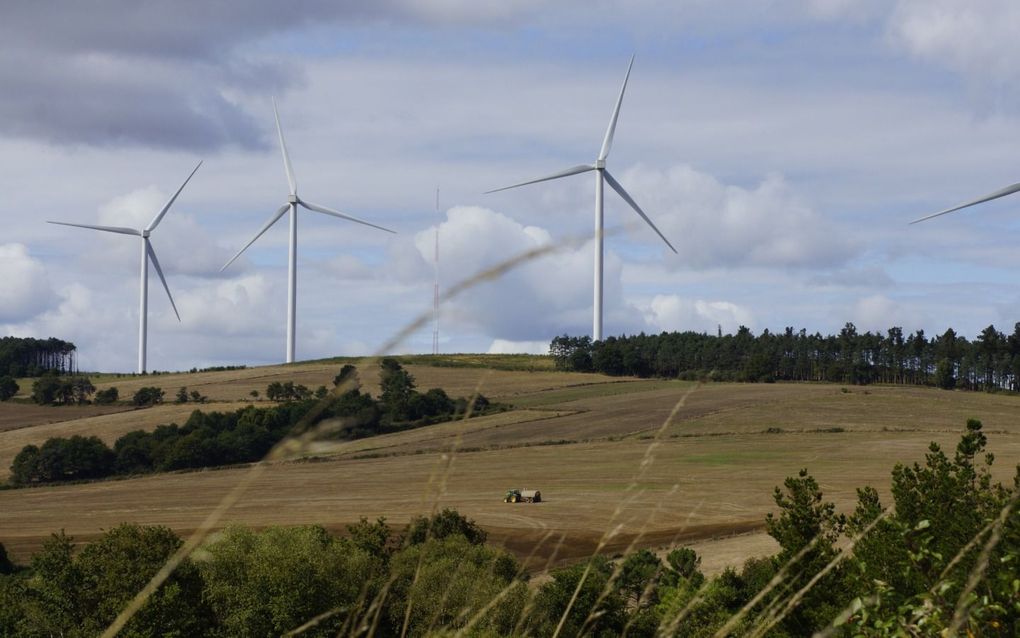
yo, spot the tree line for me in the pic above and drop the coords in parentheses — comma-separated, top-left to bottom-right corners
(0, 337, 76, 378)
(0, 421, 1015, 636)
(551, 322, 1020, 390)
(8, 360, 495, 486)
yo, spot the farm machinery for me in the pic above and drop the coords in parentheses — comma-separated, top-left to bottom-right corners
(504, 488, 541, 503)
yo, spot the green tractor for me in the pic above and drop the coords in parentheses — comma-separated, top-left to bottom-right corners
(504, 488, 541, 503)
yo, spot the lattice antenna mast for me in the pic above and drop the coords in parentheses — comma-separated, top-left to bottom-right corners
(432, 188, 440, 355)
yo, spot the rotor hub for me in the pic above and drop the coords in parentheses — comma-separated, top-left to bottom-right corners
(141, 230, 151, 238)
(287, 194, 299, 204)
(595, 159, 606, 169)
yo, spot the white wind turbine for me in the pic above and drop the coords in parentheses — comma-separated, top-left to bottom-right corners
(221, 99, 395, 363)
(49, 162, 202, 374)
(485, 56, 676, 341)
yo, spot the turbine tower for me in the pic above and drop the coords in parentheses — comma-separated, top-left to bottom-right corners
(433, 188, 440, 356)
(222, 99, 395, 363)
(49, 162, 202, 373)
(485, 56, 676, 341)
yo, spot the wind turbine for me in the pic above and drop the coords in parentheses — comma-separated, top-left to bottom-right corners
(485, 56, 676, 341)
(221, 99, 395, 363)
(911, 180, 1020, 224)
(49, 162, 202, 374)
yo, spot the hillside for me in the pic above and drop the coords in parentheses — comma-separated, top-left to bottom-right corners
(1, 355, 1018, 575)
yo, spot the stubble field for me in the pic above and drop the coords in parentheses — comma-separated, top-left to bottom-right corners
(2, 357, 1018, 575)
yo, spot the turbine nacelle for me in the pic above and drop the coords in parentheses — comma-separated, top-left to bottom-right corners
(287, 194, 299, 205)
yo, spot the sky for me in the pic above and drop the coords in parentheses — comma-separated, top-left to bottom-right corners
(4, 0, 1020, 372)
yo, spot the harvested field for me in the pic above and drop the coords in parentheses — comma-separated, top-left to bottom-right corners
(0, 402, 131, 433)
(2, 361, 1019, 576)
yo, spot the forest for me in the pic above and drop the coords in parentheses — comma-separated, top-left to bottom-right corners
(0, 337, 76, 377)
(0, 421, 1014, 636)
(551, 322, 1020, 390)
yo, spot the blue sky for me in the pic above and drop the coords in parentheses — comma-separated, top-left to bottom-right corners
(3, 0, 1020, 371)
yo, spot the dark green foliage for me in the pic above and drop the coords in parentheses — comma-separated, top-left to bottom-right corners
(552, 321, 1020, 391)
(666, 546, 701, 579)
(9, 435, 114, 484)
(188, 390, 206, 403)
(8, 526, 210, 637)
(0, 336, 76, 377)
(31, 375, 94, 405)
(380, 357, 416, 420)
(0, 543, 15, 575)
(381, 535, 525, 637)
(93, 386, 119, 405)
(200, 525, 379, 637)
(266, 381, 311, 402)
(529, 555, 627, 637)
(0, 376, 17, 401)
(346, 517, 392, 558)
(333, 363, 357, 387)
(131, 386, 164, 407)
(404, 508, 488, 546)
(174, 386, 188, 403)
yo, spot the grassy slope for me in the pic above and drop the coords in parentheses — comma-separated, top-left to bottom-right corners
(2, 355, 1019, 574)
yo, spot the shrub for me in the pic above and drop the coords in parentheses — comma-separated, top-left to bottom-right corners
(93, 387, 119, 405)
(132, 386, 165, 407)
(0, 376, 18, 401)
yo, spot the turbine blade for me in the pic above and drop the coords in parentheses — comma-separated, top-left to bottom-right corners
(146, 240, 180, 322)
(484, 164, 595, 194)
(146, 160, 203, 232)
(910, 182, 1020, 224)
(47, 221, 141, 236)
(598, 55, 635, 162)
(300, 200, 396, 234)
(273, 97, 297, 195)
(221, 203, 290, 271)
(604, 170, 677, 253)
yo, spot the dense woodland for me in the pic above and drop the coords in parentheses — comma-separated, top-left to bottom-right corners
(0, 337, 76, 377)
(551, 322, 1020, 391)
(0, 421, 1015, 636)
(8, 360, 494, 485)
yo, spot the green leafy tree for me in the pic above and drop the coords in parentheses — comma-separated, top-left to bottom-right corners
(529, 555, 627, 637)
(200, 525, 379, 637)
(380, 358, 416, 421)
(175, 386, 189, 404)
(0, 376, 18, 401)
(188, 390, 206, 403)
(403, 508, 487, 546)
(382, 535, 525, 637)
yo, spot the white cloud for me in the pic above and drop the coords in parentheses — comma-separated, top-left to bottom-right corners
(644, 294, 755, 335)
(846, 294, 924, 333)
(888, 1, 1020, 86)
(412, 205, 645, 341)
(0, 243, 56, 322)
(619, 166, 857, 269)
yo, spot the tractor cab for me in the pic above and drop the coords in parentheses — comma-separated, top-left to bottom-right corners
(504, 489, 522, 503)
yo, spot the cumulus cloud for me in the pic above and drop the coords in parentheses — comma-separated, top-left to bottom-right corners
(846, 294, 924, 333)
(618, 165, 857, 270)
(888, 1, 1020, 86)
(644, 294, 755, 335)
(82, 185, 233, 277)
(412, 205, 644, 341)
(0, 244, 57, 322)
